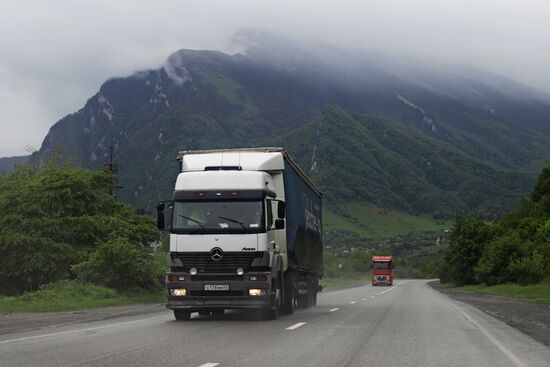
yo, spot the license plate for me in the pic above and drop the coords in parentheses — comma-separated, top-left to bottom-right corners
(204, 284, 229, 291)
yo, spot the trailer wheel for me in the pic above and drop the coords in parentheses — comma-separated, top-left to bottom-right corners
(174, 310, 191, 321)
(297, 293, 309, 309)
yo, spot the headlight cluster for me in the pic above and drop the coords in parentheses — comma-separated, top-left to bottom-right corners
(169, 289, 187, 297)
(248, 289, 266, 296)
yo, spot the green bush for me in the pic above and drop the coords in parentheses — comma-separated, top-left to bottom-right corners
(72, 239, 163, 292)
(508, 250, 545, 285)
(475, 233, 522, 285)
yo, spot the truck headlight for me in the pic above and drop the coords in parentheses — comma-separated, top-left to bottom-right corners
(170, 289, 187, 297)
(236, 267, 244, 276)
(248, 289, 266, 296)
(190, 268, 198, 276)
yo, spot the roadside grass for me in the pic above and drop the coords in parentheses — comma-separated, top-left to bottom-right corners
(324, 203, 450, 238)
(0, 280, 165, 313)
(458, 281, 550, 304)
(321, 274, 371, 289)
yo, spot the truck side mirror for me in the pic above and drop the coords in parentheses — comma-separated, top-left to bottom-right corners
(274, 219, 285, 230)
(157, 202, 165, 230)
(277, 201, 286, 219)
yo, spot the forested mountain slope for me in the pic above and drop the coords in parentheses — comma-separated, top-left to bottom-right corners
(35, 31, 550, 222)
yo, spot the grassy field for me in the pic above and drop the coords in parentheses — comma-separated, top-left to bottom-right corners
(0, 280, 165, 313)
(324, 203, 451, 238)
(203, 72, 257, 114)
(458, 281, 550, 304)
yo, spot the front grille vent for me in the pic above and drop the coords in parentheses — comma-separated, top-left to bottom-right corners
(172, 252, 262, 273)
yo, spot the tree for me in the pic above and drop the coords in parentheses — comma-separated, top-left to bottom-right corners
(0, 165, 158, 295)
(442, 214, 493, 285)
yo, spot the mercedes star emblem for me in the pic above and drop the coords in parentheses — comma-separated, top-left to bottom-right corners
(210, 247, 224, 261)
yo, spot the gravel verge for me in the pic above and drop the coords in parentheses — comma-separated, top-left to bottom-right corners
(430, 281, 550, 347)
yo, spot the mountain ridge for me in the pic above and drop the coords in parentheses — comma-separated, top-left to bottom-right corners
(34, 31, 550, 223)
(0, 156, 30, 172)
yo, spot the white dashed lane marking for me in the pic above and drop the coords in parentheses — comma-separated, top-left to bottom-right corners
(349, 301, 357, 304)
(286, 322, 307, 330)
(329, 308, 340, 312)
(198, 363, 220, 367)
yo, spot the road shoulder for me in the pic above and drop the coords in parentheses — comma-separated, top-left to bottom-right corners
(429, 281, 550, 347)
(0, 303, 167, 337)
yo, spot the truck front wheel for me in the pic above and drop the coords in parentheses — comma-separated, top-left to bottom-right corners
(281, 271, 295, 315)
(174, 310, 191, 321)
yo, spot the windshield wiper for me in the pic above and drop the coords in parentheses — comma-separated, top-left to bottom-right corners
(178, 215, 205, 228)
(218, 216, 247, 230)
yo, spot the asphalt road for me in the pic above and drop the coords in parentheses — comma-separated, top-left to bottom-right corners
(1, 280, 549, 367)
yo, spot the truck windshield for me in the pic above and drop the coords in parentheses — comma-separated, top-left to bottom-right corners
(171, 200, 265, 234)
(373, 261, 391, 270)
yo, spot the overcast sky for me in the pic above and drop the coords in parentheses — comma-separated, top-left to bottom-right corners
(1, 0, 549, 156)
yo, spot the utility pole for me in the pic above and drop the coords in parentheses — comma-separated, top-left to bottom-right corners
(104, 146, 123, 199)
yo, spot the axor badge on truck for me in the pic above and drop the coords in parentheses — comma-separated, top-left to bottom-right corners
(157, 148, 323, 320)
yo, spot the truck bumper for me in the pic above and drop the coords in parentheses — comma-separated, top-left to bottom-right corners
(372, 276, 392, 286)
(166, 272, 272, 311)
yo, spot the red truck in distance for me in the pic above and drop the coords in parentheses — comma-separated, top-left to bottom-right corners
(371, 256, 393, 286)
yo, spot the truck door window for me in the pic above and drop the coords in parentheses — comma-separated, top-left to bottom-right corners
(266, 200, 273, 228)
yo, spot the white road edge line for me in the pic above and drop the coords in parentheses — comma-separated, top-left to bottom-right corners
(286, 322, 307, 330)
(198, 363, 220, 367)
(447, 299, 528, 367)
(0, 316, 159, 345)
(329, 308, 340, 312)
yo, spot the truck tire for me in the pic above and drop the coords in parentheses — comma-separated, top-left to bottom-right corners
(264, 285, 281, 320)
(281, 271, 295, 315)
(174, 310, 191, 321)
(296, 292, 309, 309)
(311, 276, 318, 306)
(297, 275, 317, 309)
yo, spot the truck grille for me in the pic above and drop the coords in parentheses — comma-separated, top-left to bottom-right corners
(172, 252, 262, 273)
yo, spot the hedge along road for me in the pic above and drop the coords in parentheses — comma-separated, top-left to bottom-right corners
(1, 280, 549, 367)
